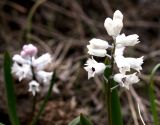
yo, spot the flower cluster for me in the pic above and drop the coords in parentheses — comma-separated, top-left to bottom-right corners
(12, 44, 53, 96)
(84, 10, 143, 89)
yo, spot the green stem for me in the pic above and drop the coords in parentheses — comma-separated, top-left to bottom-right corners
(30, 72, 56, 125)
(104, 39, 116, 125)
(31, 94, 37, 115)
(26, 0, 46, 41)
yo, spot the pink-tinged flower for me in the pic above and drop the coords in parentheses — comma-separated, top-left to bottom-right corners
(21, 44, 38, 58)
(104, 10, 123, 37)
(28, 80, 40, 96)
(114, 73, 139, 89)
(32, 53, 52, 71)
(12, 54, 30, 64)
(84, 58, 106, 79)
(36, 70, 53, 85)
(12, 63, 33, 81)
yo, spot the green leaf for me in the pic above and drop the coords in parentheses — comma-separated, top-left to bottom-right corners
(149, 63, 160, 125)
(80, 114, 93, 125)
(110, 79, 123, 125)
(3, 51, 20, 125)
(0, 123, 5, 125)
(30, 71, 56, 125)
(68, 116, 80, 125)
(103, 66, 123, 125)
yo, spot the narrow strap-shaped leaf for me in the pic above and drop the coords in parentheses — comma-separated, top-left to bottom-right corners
(68, 116, 80, 125)
(149, 63, 160, 125)
(3, 51, 20, 125)
(30, 71, 56, 125)
(80, 114, 93, 125)
(104, 66, 123, 125)
(110, 79, 123, 125)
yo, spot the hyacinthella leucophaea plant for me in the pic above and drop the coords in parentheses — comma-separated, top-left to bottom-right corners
(83, 10, 144, 125)
(4, 44, 56, 125)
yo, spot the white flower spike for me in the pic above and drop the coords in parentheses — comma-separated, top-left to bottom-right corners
(84, 10, 143, 90)
(12, 44, 54, 96)
(28, 80, 40, 96)
(114, 73, 139, 89)
(84, 58, 106, 79)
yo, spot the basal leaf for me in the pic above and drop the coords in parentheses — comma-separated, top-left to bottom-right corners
(3, 51, 20, 125)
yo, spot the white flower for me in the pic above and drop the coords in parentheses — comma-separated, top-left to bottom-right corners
(84, 58, 106, 79)
(104, 10, 123, 37)
(36, 70, 53, 85)
(21, 44, 38, 58)
(12, 63, 33, 81)
(12, 54, 30, 65)
(116, 34, 140, 47)
(87, 45, 107, 57)
(115, 56, 130, 74)
(28, 80, 40, 96)
(114, 73, 139, 89)
(88, 38, 110, 49)
(32, 53, 52, 71)
(115, 46, 125, 57)
(125, 56, 143, 73)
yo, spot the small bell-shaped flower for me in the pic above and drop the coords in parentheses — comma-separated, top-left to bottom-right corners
(87, 45, 107, 57)
(125, 56, 143, 73)
(116, 34, 140, 47)
(88, 38, 110, 49)
(36, 70, 53, 85)
(114, 56, 131, 74)
(114, 46, 125, 57)
(28, 80, 40, 96)
(84, 58, 106, 79)
(12, 54, 30, 65)
(32, 53, 52, 71)
(114, 73, 139, 89)
(104, 10, 123, 37)
(12, 63, 33, 81)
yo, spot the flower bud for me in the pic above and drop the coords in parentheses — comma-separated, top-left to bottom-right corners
(113, 10, 123, 20)
(21, 44, 38, 58)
